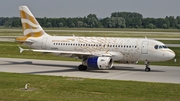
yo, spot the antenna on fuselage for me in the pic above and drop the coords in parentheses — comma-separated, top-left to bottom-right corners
(145, 36, 147, 39)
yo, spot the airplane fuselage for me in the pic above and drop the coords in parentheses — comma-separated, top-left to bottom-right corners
(25, 36, 175, 63)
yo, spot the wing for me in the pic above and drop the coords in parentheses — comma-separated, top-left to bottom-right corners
(18, 46, 112, 57)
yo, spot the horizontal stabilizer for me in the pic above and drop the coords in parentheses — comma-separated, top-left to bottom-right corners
(18, 46, 32, 53)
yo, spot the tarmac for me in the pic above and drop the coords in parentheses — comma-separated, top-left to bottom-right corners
(0, 58, 180, 84)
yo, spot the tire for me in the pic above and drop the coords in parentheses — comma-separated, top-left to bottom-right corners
(145, 68, 151, 72)
(78, 65, 87, 71)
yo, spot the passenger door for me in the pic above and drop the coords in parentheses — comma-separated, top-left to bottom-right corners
(41, 38, 47, 49)
(141, 41, 149, 54)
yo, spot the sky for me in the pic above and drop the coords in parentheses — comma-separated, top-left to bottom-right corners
(0, 0, 180, 18)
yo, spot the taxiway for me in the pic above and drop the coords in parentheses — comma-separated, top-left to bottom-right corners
(0, 58, 180, 84)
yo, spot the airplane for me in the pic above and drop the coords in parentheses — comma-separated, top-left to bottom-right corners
(16, 6, 175, 72)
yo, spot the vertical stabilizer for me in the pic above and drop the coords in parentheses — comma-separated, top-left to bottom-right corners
(16, 6, 49, 42)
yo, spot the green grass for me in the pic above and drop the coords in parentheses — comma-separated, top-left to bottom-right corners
(0, 72, 180, 101)
(0, 28, 180, 38)
(0, 42, 77, 61)
(159, 40, 180, 44)
(1, 27, 180, 32)
(0, 28, 180, 101)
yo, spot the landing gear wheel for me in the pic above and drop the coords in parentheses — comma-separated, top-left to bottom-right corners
(145, 67, 151, 72)
(78, 65, 87, 71)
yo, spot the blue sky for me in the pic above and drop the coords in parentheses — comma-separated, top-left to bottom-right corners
(0, 0, 180, 18)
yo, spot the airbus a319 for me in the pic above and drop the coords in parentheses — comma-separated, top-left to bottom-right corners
(16, 6, 175, 72)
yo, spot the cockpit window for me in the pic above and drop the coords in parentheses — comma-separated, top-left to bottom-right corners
(163, 46, 168, 48)
(154, 45, 158, 49)
(154, 45, 168, 50)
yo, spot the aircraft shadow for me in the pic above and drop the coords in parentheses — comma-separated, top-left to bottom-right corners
(2, 61, 109, 73)
(111, 66, 165, 72)
(2, 61, 165, 73)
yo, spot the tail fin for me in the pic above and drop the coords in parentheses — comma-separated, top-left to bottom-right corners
(16, 6, 49, 42)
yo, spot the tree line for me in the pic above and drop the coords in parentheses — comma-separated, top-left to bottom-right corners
(0, 12, 180, 29)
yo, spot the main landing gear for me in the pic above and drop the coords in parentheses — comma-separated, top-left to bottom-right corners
(78, 64, 87, 71)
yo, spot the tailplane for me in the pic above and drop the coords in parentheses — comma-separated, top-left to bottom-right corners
(16, 6, 49, 42)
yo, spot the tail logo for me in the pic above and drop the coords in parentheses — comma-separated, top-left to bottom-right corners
(16, 6, 46, 42)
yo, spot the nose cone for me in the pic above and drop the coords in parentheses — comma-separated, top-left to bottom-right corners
(168, 49, 175, 60)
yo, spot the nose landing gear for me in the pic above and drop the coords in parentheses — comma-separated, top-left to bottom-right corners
(145, 67, 151, 72)
(145, 60, 151, 72)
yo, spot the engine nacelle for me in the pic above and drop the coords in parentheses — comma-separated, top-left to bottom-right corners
(82, 57, 113, 69)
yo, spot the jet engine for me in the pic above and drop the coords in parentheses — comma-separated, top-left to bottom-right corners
(82, 57, 113, 69)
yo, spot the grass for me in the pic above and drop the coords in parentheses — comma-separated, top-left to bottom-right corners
(1, 27, 180, 32)
(0, 28, 180, 38)
(0, 42, 77, 61)
(0, 28, 180, 101)
(159, 40, 180, 44)
(0, 72, 180, 101)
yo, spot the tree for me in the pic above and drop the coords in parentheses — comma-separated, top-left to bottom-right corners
(149, 23, 154, 29)
(46, 22, 52, 28)
(77, 21, 83, 27)
(59, 22, 64, 27)
(111, 12, 142, 28)
(83, 23, 88, 27)
(87, 14, 99, 28)
(163, 24, 167, 29)
(177, 24, 180, 29)
(71, 23, 75, 27)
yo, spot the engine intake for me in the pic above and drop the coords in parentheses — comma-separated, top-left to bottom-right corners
(82, 57, 113, 69)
